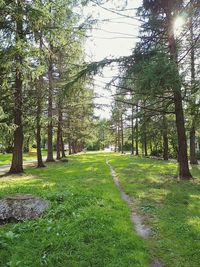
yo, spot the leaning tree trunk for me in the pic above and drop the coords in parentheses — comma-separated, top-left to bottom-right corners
(9, 7, 24, 174)
(46, 55, 54, 162)
(166, 12, 192, 179)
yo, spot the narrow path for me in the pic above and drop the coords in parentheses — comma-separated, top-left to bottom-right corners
(106, 159, 164, 267)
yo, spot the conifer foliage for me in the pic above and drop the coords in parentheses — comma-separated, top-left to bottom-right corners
(0, 0, 93, 173)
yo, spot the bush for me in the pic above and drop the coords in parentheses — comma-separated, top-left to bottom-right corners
(86, 144, 100, 151)
(150, 149, 162, 157)
(195, 151, 200, 160)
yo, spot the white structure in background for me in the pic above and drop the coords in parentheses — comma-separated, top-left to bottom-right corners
(104, 146, 115, 152)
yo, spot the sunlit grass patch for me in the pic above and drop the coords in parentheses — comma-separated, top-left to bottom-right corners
(109, 153, 200, 267)
(0, 153, 149, 267)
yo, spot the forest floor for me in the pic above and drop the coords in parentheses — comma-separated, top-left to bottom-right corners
(0, 152, 200, 267)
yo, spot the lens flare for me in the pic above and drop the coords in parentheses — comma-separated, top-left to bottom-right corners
(174, 16, 184, 33)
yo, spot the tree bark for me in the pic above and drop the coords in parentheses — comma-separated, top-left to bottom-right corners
(67, 117, 71, 155)
(144, 131, 148, 157)
(189, 20, 198, 165)
(46, 54, 54, 162)
(36, 36, 45, 168)
(174, 91, 192, 178)
(121, 113, 124, 154)
(61, 132, 66, 158)
(117, 121, 121, 152)
(131, 106, 134, 155)
(36, 77, 45, 168)
(114, 122, 117, 152)
(56, 101, 62, 160)
(190, 124, 198, 164)
(135, 104, 139, 156)
(68, 139, 72, 155)
(143, 104, 148, 157)
(9, 3, 24, 174)
(166, 11, 192, 179)
(9, 64, 24, 173)
(162, 115, 168, 161)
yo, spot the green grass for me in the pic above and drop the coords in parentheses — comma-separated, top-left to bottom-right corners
(0, 151, 47, 166)
(108, 153, 200, 267)
(0, 153, 149, 267)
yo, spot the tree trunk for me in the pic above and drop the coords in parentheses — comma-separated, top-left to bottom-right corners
(166, 12, 192, 179)
(46, 55, 54, 162)
(143, 105, 147, 157)
(150, 141, 153, 155)
(117, 122, 121, 152)
(61, 132, 66, 158)
(56, 101, 62, 160)
(23, 136, 30, 153)
(174, 92, 192, 178)
(56, 125, 61, 160)
(135, 104, 139, 156)
(144, 131, 148, 157)
(9, 5, 24, 174)
(36, 78, 45, 168)
(72, 141, 76, 154)
(36, 121, 45, 167)
(131, 106, 134, 155)
(190, 124, 198, 164)
(162, 115, 168, 161)
(36, 36, 45, 168)
(9, 65, 24, 173)
(68, 139, 72, 155)
(67, 117, 71, 155)
(36, 116, 45, 167)
(121, 113, 124, 154)
(189, 20, 198, 165)
(114, 123, 117, 152)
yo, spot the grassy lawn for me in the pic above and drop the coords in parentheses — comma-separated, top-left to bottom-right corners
(0, 153, 149, 267)
(0, 151, 47, 166)
(108, 153, 200, 267)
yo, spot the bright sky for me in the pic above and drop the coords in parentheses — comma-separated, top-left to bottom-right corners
(83, 0, 142, 119)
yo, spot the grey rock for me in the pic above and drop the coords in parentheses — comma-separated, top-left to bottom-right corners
(0, 194, 48, 223)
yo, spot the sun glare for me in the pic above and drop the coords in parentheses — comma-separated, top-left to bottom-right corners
(174, 16, 184, 34)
